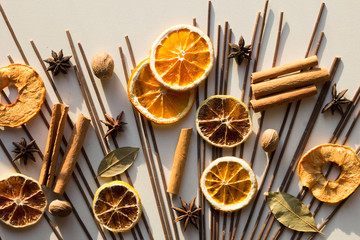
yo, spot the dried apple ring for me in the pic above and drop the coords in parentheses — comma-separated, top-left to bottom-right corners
(298, 144, 360, 203)
(0, 64, 46, 127)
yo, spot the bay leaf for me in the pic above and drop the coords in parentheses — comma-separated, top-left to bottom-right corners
(264, 192, 323, 234)
(97, 147, 139, 178)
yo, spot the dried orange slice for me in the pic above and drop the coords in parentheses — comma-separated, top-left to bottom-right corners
(128, 58, 195, 124)
(0, 64, 46, 127)
(200, 156, 257, 212)
(195, 95, 252, 148)
(298, 144, 360, 203)
(0, 173, 47, 228)
(149, 24, 214, 91)
(93, 181, 142, 232)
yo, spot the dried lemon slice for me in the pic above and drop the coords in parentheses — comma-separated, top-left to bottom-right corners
(128, 58, 195, 124)
(200, 156, 257, 212)
(298, 144, 360, 203)
(0, 64, 46, 127)
(0, 173, 47, 228)
(195, 95, 252, 148)
(93, 181, 142, 232)
(149, 24, 214, 91)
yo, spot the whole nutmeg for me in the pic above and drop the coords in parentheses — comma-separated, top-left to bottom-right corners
(49, 199, 72, 217)
(261, 129, 279, 153)
(91, 52, 114, 80)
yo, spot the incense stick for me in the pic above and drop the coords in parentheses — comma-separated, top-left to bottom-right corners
(119, 46, 171, 240)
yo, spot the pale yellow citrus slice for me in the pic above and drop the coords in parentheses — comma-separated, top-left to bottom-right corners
(0, 173, 47, 228)
(200, 156, 257, 212)
(298, 144, 360, 203)
(93, 181, 142, 232)
(149, 24, 214, 91)
(128, 58, 195, 124)
(195, 95, 252, 148)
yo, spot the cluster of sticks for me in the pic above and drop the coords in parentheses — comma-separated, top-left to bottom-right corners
(250, 56, 330, 112)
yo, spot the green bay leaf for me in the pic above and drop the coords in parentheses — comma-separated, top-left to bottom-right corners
(265, 192, 323, 234)
(97, 147, 139, 178)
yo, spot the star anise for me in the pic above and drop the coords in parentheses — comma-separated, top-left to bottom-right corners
(172, 197, 201, 231)
(228, 35, 252, 65)
(44, 50, 72, 76)
(12, 137, 39, 165)
(100, 112, 127, 139)
(322, 84, 352, 115)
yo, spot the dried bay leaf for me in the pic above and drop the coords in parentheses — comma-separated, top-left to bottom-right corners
(265, 192, 323, 234)
(97, 147, 139, 177)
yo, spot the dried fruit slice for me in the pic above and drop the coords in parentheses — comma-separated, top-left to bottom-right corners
(0, 173, 47, 228)
(298, 144, 360, 203)
(128, 58, 195, 124)
(200, 156, 257, 212)
(93, 181, 142, 232)
(0, 64, 46, 127)
(149, 24, 214, 91)
(195, 95, 252, 148)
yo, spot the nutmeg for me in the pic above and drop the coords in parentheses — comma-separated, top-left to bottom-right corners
(91, 52, 114, 80)
(261, 129, 279, 153)
(49, 199, 72, 217)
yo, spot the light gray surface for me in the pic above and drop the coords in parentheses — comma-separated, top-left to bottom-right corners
(0, 0, 359, 239)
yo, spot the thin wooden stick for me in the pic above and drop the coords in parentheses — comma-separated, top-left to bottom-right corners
(78, 41, 153, 240)
(305, 2, 325, 58)
(119, 46, 170, 240)
(215, 25, 221, 95)
(223, 28, 232, 95)
(124, 37, 175, 240)
(261, 57, 340, 240)
(238, 12, 284, 240)
(229, 12, 261, 240)
(0, 139, 64, 240)
(219, 21, 229, 95)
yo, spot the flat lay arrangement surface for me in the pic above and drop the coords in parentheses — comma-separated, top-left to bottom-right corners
(0, 0, 359, 240)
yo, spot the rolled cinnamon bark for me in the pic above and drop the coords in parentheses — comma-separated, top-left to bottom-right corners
(53, 114, 91, 194)
(39, 103, 69, 187)
(250, 85, 317, 112)
(251, 55, 318, 83)
(167, 128, 192, 195)
(252, 67, 329, 99)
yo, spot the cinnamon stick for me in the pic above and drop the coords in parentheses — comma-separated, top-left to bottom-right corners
(250, 85, 318, 112)
(39, 103, 69, 187)
(167, 128, 192, 195)
(251, 55, 318, 83)
(252, 67, 329, 99)
(54, 114, 91, 194)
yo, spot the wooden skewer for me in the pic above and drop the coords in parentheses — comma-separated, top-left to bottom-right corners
(78, 41, 153, 240)
(119, 46, 171, 240)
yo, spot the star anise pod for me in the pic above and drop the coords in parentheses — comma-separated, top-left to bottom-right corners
(12, 137, 39, 165)
(100, 112, 127, 139)
(322, 84, 352, 115)
(228, 35, 252, 65)
(172, 197, 201, 231)
(44, 50, 72, 76)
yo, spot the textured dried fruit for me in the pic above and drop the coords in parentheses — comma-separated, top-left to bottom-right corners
(0, 173, 47, 228)
(298, 144, 360, 203)
(91, 52, 114, 79)
(195, 95, 252, 148)
(93, 181, 142, 232)
(49, 199, 72, 217)
(0, 64, 46, 127)
(200, 156, 257, 212)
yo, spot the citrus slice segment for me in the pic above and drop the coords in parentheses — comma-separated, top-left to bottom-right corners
(195, 95, 252, 148)
(0, 173, 47, 228)
(200, 156, 257, 212)
(149, 24, 214, 91)
(128, 58, 195, 124)
(298, 144, 360, 203)
(93, 181, 142, 232)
